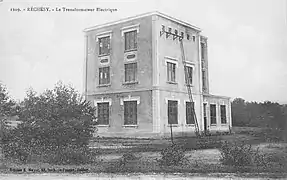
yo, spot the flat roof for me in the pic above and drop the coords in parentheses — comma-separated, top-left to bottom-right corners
(203, 94, 231, 100)
(83, 11, 201, 32)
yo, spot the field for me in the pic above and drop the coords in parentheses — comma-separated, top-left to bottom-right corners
(1, 127, 287, 178)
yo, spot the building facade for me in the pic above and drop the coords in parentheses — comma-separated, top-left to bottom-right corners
(83, 11, 232, 138)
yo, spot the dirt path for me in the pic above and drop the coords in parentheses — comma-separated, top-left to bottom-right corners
(98, 149, 222, 164)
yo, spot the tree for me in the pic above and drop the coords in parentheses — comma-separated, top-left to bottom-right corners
(231, 98, 249, 126)
(0, 83, 16, 168)
(4, 82, 97, 164)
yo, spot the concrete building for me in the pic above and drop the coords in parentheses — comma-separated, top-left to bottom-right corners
(83, 11, 232, 138)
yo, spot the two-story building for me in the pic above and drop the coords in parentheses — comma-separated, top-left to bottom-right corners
(83, 11, 232, 138)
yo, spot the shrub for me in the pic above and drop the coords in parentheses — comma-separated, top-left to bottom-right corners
(219, 141, 254, 167)
(158, 143, 186, 166)
(3, 82, 98, 164)
(122, 152, 137, 161)
(104, 152, 138, 173)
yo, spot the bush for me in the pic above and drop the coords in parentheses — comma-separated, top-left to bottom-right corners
(122, 152, 137, 161)
(219, 141, 254, 167)
(3, 82, 98, 164)
(104, 152, 138, 173)
(158, 143, 186, 166)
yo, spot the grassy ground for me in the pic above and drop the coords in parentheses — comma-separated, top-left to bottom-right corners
(1, 127, 287, 177)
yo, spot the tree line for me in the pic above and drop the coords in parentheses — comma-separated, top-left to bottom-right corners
(231, 98, 287, 129)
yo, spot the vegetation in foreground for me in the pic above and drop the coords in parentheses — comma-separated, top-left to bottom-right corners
(0, 82, 287, 176)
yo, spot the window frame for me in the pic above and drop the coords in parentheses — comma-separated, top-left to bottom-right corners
(98, 66, 110, 86)
(124, 62, 137, 83)
(220, 105, 227, 124)
(124, 30, 138, 52)
(98, 35, 111, 57)
(167, 62, 176, 83)
(94, 98, 112, 127)
(97, 102, 110, 125)
(185, 65, 194, 86)
(210, 104, 217, 125)
(186, 101, 195, 125)
(201, 42, 205, 60)
(121, 24, 139, 52)
(123, 100, 138, 125)
(168, 100, 178, 125)
(202, 70, 207, 91)
(165, 57, 178, 84)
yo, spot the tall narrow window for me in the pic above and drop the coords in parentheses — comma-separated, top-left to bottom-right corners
(99, 67, 110, 85)
(203, 103, 207, 117)
(186, 102, 195, 124)
(168, 100, 178, 124)
(98, 36, 110, 56)
(124, 30, 137, 51)
(167, 62, 176, 82)
(185, 66, 193, 85)
(202, 70, 207, 91)
(124, 101, 137, 125)
(201, 42, 205, 60)
(97, 102, 109, 125)
(210, 104, 217, 125)
(124, 63, 137, 83)
(220, 105, 227, 124)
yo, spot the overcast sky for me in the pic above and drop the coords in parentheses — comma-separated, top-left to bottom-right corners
(0, 0, 287, 103)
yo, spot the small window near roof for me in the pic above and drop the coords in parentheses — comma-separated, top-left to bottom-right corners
(187, 34, 190, 40)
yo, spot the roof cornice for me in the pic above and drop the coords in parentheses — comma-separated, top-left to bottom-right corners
(83, 11, 201, 32)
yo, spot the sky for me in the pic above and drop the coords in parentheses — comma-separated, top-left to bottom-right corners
(0, 0, 287, 103)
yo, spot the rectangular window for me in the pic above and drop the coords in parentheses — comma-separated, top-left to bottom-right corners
(203, 103, 207, 117)
(99, 67, 110, 85)
(124, 63, 137, 82)
(168, 100, 178, 124)
(201, 42, 205, 60)
(187, 34, 190, 40)
(97, 102, 109, 125)
(124, 30, 137, 51)
(124, 101, 137, 125)
(185, 66, 193, 85)
(210, 104, 217, 125)
(220, 105, 227, 124)
(167, 62, 176, 82)
(186, 102, 195, 124)
(202, 70, 206, 91)
(98, 36, 110, 56)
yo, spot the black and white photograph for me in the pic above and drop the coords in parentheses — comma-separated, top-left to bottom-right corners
(0, 0, 287, 179)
